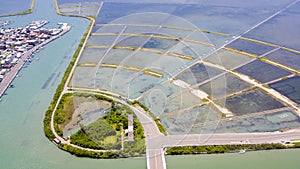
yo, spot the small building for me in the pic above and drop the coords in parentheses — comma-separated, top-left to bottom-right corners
(128, 114, 134, 142)
(53, 138, 61, 145)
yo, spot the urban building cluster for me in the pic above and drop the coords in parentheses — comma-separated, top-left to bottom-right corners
(0, 20, 65, 82)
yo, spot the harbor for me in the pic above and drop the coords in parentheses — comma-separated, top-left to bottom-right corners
(0, 20, 71, 98)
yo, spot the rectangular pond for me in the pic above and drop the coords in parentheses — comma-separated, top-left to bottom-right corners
(204, 49, 253, 70)
(269, 76, 300, 104)
(224, 88, 285, 116)
(210, 110, 300, 133)
(176, 63, 223, 85)
(226, 38, 275, 56)
(0, 0, 31, 16)
(235, 59, 292, 83)
(87, 35, 118, 46)
(264, 49, 300, 70)
(163, 105, 221, 135)
(78, 48, 107, 64)
(198, 73, 252, 99)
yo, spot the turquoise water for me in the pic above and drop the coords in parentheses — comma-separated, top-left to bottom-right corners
(0, 0, 299, 169)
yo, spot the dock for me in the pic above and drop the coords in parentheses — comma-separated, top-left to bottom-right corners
(0, 24, 71, 98)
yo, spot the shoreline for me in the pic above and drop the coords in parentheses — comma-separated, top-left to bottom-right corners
(165, 143, 300, 156)
(0, 25, 71, 98)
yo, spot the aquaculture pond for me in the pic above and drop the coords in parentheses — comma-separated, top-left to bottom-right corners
(198, 73, 252, 99)
(202, 110, 300, 133)
(235, 59, 292, 83)
(166, 0, 291, 35)
(162, 105, 221, 135)
(93, 25, 125, 33)
(224, 88, 285, 116)
(176, 63, 223, 85)
(226, 38, 275, 56)
(87, 35, 118, 46)
(95, 3, 180, 24)
(269, 76, 300, 104)
(78, 48, 107, 64)
(204, 49, 253, 70)
(244, 1, 300, 51)
(264, 49, 300, 70)
(0, 0, 31, 16)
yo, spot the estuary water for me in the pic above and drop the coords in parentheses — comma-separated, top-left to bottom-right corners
(0, 0, 299, 169)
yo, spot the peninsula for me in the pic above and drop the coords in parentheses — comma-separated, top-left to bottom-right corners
(0, 20, 71, 98)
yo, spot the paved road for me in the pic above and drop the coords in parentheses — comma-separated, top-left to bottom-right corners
(128, 105, 167, 169)
(149, 130, 300, 148)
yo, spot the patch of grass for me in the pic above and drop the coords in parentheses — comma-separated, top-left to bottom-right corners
(166, 143, 287, 155)
(103, 135, 118, 145)
(70, 129, 103, 150)
(122, 138, 146, 157)
(70, 118, 122, 150)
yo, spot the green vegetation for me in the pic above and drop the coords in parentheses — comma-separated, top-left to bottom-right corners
(67, 99, 146, 157)
(58, 143, 119, 159)
(83, 119, 116, 142)
(293, 142, 300, 148)
(53, 92, 113, 137)
(70, 110, 121, 150)
(132, 100, 167, 135)
(104, 103, 129, 131)
(53, 93, 73, 136)
(166, 143, 288, 155)
(154, 118, 167, 135)
(70, 129, 104, 150)
(48, 90, 146, 157)
(43, 19, 94, 141)
(122, 138, 146, 157)
(70, 117, 121, 150)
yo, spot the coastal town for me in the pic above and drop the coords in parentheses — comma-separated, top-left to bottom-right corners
(0, 20, 71, 97)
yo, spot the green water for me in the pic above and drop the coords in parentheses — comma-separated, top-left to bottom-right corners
(167, 149, 300, 169)
(0, 0, 299, 169)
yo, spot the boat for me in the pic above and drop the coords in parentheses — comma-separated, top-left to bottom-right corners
(239, 149, 246, 154)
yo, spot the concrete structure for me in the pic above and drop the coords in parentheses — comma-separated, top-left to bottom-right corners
(128, 114, 134, 141)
